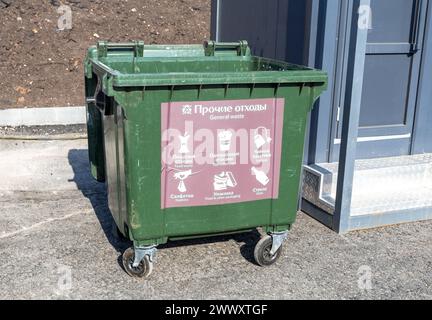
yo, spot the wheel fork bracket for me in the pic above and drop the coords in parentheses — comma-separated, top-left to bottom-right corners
(132, 245, 157, 267)
(270, 231, 288, 255)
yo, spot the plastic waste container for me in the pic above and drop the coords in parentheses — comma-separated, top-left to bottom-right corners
(84, 41, 327, 278)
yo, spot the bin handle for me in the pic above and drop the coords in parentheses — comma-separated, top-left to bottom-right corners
(204, 40, 249, 57)
(93, 75, 105, 112)
(97, 41, 145, 58)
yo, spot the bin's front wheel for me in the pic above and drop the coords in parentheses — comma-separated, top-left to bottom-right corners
(254, 235, 283, 267)
(122, 247, 153, 278)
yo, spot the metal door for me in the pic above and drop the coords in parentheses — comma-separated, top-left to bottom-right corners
(332, 0, 428, 160)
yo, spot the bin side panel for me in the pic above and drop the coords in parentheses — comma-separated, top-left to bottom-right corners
(121, 88, 171, 241)
(85, 75, 105, 182)
(115, 100, 128, 234)
(270, 85, 312, 228)
(102, 97, 123, 229)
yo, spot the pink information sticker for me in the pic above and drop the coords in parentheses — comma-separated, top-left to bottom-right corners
(161, 98, 285, 209)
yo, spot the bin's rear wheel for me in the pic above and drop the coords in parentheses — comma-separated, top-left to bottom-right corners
(254, 235, 283, 267)
(122, 247, 153, 278)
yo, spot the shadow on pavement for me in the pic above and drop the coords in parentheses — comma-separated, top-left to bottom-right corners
(67, 149, 129, 254)
(67, 148, 260, 265)
(159, 229, 261, 265)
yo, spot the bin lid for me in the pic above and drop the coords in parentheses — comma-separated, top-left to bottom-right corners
(86, 41, 327, 88)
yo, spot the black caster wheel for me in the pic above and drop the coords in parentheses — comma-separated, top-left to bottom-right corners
(254, 235, 283, 267)
(122, 247, 153, 278)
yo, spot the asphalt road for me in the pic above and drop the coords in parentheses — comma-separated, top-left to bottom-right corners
(0, 139, 431, 299)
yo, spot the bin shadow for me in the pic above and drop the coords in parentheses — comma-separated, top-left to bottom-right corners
(67, 149, 129, 254)
(68, 149, 261, 266)
(159, 229, 262, 265)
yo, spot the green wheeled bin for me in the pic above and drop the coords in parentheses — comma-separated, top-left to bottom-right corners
(84, 41, 327, 278)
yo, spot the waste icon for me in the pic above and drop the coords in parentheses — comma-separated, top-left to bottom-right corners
(254, 127, 272, 149)
(178, 132, 190, 154)
(178, 180, 187, 193)
(213, 171, 237, 191)
(173, 170, 193, 193)
(251, 167, 270, 186)
(218, 130, 233, 152)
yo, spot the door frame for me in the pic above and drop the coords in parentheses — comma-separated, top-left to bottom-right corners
(412, 0, 432, 154)
(307, 0, 432, 164)
(330, 0, 429, 161)
(306, 0, 432, 232)
(349, 0, 427, 138)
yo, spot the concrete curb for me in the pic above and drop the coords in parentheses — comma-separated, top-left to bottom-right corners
(0, 106, 86, 126)
(0, 134, 87, 141)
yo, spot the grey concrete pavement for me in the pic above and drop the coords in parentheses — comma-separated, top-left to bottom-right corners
(0, 138, 431, 300)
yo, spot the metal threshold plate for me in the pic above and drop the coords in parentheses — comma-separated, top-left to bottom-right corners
(303, 153, 432, 217)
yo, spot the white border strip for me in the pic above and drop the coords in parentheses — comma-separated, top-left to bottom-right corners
(334, 133, 411, 144)
(0, 106, 86, 126)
